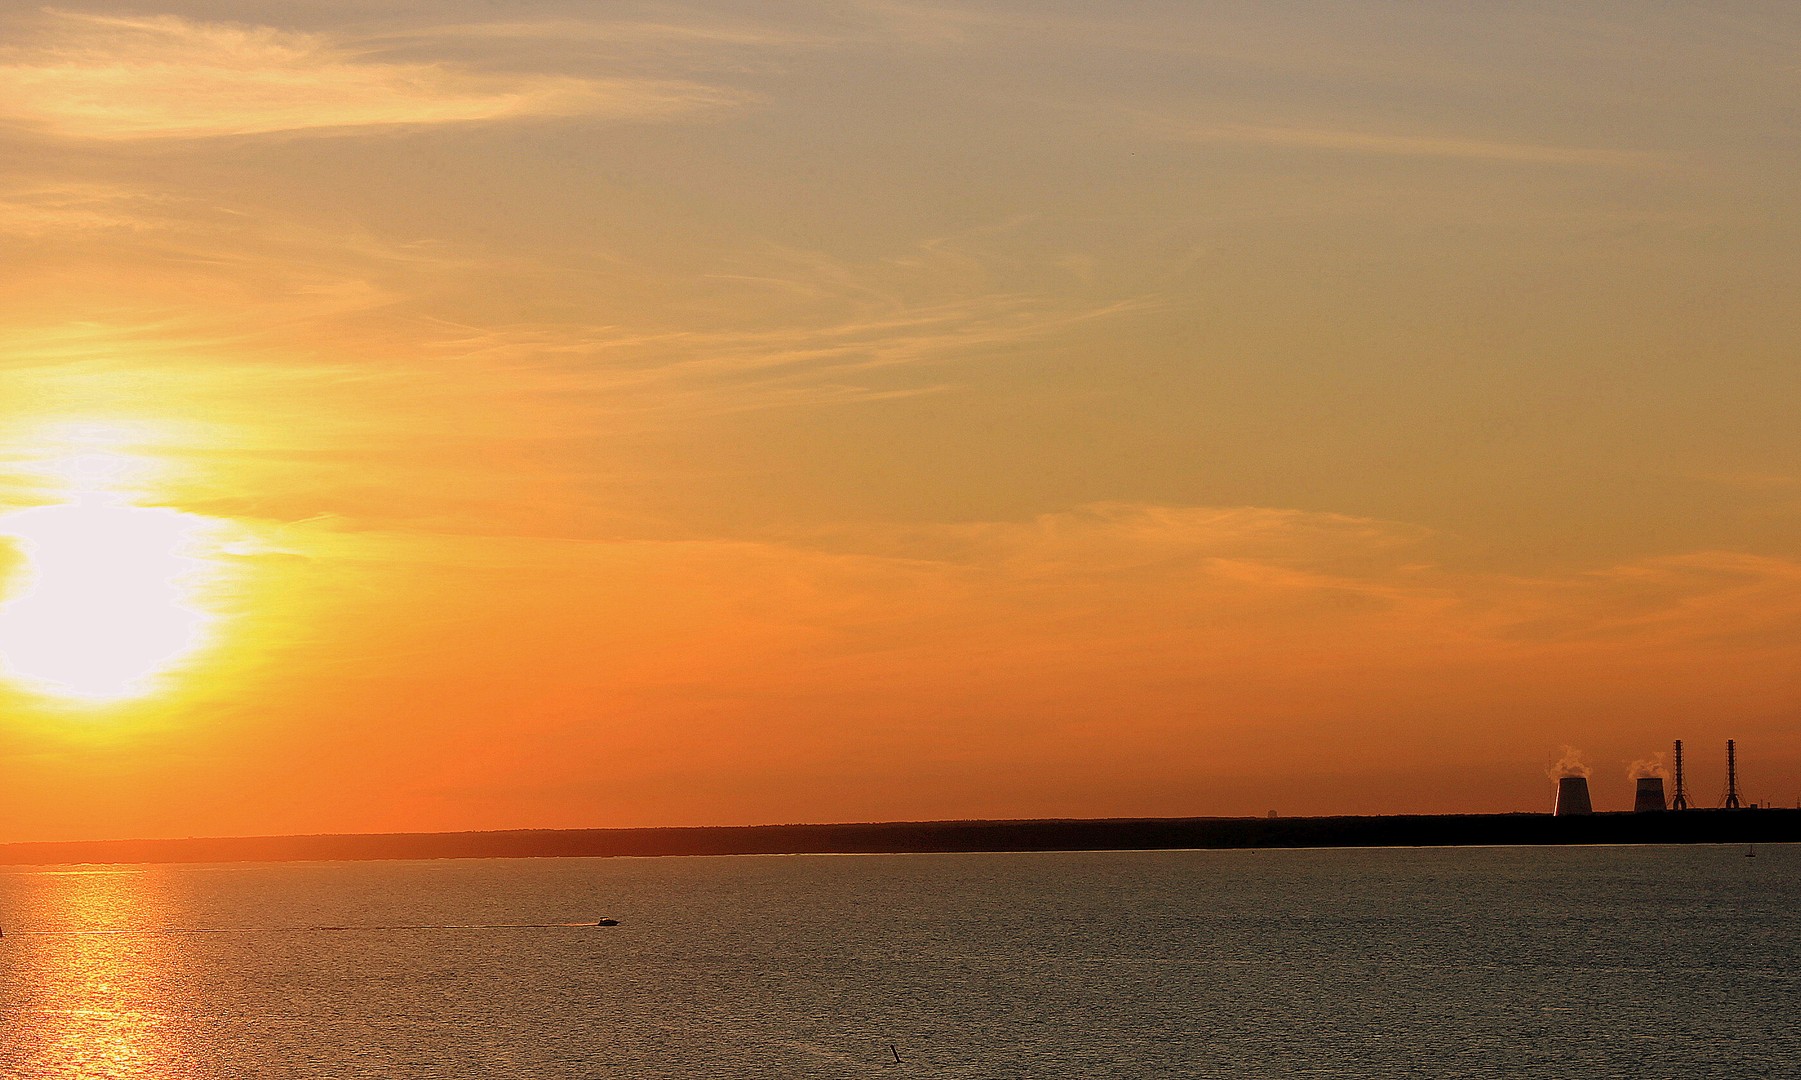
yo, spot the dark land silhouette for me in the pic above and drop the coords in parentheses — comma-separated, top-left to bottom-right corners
(2, 809, 1797, 866)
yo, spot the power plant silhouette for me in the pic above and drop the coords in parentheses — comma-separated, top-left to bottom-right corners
(1553, 776, 1593, 816)
(1633, 777, 1667, 813)
(1724, 739, 1742, 809)
(1553, 740, 1754, 815)
(1670, 740, 1690, 810)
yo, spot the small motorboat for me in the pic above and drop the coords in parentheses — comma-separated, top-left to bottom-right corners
(595, 918, 619, 927)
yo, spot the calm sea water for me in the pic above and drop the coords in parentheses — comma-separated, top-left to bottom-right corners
(0, 845, 1794, 1078)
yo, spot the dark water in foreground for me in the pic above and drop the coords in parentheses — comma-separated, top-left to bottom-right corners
(0, 846, 1794, 1078)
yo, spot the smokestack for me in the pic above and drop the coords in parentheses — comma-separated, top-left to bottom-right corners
(1724, 739, 1742, 809)
(1670, 740, 1690, 810)
(1555, 776, 1593, 816)
(1634, 777, 1667, 813)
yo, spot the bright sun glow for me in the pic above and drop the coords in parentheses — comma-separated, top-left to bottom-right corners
(0, 422, 230, 703)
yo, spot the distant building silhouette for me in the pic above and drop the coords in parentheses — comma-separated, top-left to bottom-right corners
(1670, 741, 1691, 810)
(1554, 776, 1593, 816)
(1724, 739, 1742, 809)
(1633, 777, 1667, 813)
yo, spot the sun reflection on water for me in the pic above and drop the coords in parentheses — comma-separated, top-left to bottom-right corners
(4, 868, 182, 1076)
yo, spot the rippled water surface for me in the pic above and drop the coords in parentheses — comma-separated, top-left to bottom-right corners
(0, 845, 1796, 1077)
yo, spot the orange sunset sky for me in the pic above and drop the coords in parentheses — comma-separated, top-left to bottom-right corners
(0, 2, 1798, 842)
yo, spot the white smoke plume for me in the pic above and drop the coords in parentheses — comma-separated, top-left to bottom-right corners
(1547, 746, 1590, 779)
(1626, 753, 1667, 780)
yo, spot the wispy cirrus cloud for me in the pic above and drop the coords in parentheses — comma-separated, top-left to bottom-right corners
(0, 11, 742, 140)
(394, 230, 1162, 422)
(0, 211, 1161, 533)
(386, 17, 834, 50)
(247, 499, 1801, 747)
(417, 292, 1153, 419)
(1688, 469, 1801, 492)
(1143, 115, 1646, 167)
(0, 180, 168, 235)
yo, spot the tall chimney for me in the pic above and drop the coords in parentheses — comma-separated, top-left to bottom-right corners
(1555, 776, 1593, 816)
(1670, 740, 1690, 810)
(1633, 776, 1667, 813)
(1724, 739, 1742, 809)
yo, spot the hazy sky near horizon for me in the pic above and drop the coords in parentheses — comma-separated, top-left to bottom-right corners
(0, 1, 1798, 840)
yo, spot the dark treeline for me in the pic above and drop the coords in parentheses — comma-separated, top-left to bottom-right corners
(1, 809, 1797, 866)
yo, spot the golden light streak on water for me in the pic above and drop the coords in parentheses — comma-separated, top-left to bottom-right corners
(7, 868, 182, 1075)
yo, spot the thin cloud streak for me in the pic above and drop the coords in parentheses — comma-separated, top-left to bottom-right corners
(256, 499, 1801, 706)
(0, 193, 1161, 434)
(1146, 116, 1648, 167)
(0, 180, 169, 235)
(0, 11, 743, 140)
(383, 17, 836, 50)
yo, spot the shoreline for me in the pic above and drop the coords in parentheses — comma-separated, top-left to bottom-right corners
(2, 808, 1796, 866)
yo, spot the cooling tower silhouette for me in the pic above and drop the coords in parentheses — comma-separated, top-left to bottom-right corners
(1633, 777, 1667, 813)
(1554, 776, 1593, 816)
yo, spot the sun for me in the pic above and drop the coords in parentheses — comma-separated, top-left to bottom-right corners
(0, 422, 232, 703)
